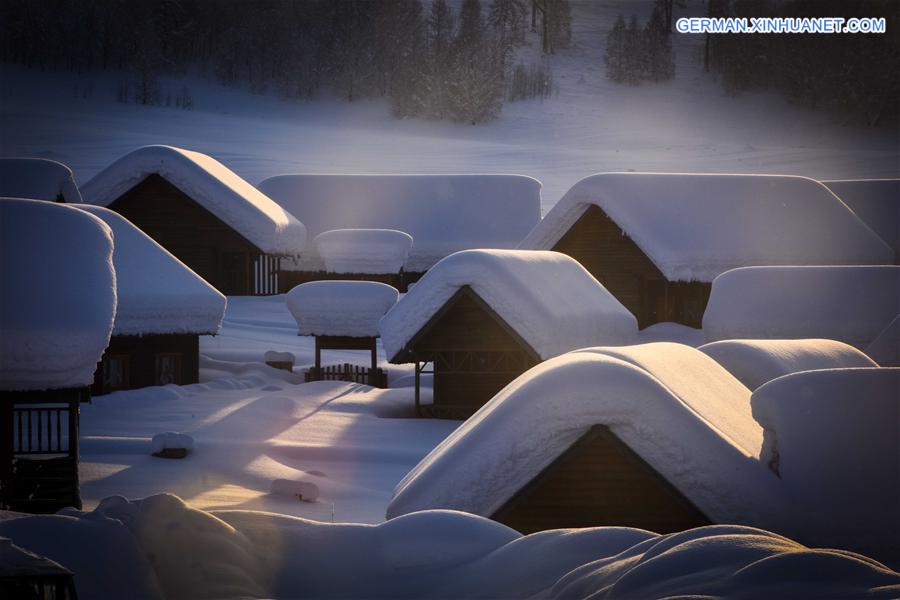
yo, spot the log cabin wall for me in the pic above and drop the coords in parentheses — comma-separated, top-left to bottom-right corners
(551, 205, 711, 328)
(92, 333, 200, 395)
(492, 425, 711, 534)
(406, 288, 539, 418)
(107, 174, 262, 295)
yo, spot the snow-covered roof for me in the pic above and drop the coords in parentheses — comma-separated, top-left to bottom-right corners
(80, 145, 307, 256)
(520, 173, 894, 282)
(287, 281, 399, 337)
(0, 198, 116, 391)
(0, 537, 72, 578)
(379, 250, 639, 361)
(0, 157, 82, 203)
(823, 179, 899, 260)
(387, 343, 785, 529)
(703, 266, 900, 349)
(866, 315, 899, 367)
(751, 368, 899, 561)
(258, 174, 541, 272)
(699, 339, 877, 390)
(75, 205, 226, 336)
(314, 229, 413, 274)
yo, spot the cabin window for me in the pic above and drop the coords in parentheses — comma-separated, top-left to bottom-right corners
(102, 354, 130, 391)
(155, 353, 182, 385)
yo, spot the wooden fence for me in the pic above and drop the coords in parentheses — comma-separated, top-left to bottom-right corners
(305, 364, 388, 388)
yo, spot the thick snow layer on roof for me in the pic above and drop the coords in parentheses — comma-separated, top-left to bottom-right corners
(751, 368, 900, 563)
(0, 198, 115, 391)
(388, 343, 784, 529)
(80, 145, 306, 256)
(4, 494, 897, 600)
(823, 179, 899, 260)
(520, 173, 893, 282)
(0, 157, 82, 203)
(314, 229, 413, 274)
(76, 205, 225, 336)
(287, 281, 399, 337)
(258, 174, 541, 272)
(380, 250, 638, 361)
(703, 266, 900, 348)
(866, 315, 900, 367)
(699, 339, 877, 390)
(636, 321, 704, 346)
(0, 537, 72, 578)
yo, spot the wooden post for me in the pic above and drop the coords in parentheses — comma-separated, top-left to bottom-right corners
(414, 361, 421, 417)
(314, 336, 322, 379)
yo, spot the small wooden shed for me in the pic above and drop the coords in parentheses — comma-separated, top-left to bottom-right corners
(80, 145, 307, 296)
(379, 250, 638, 419)
(75, 205, 226, 395)
(387, 344, 782, 535)
(520, 173, 894, 328)
(1, 199, 117, 513)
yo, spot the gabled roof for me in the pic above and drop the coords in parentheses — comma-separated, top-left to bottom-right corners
(822, 179, 899, 260)
(76, 205, 226, 336)
(81, 145, 306, 256)
(520, 173, 893, 282)
(259, 174, 541, 272)
(387, 343, 785, 529)
(378, 249, 638, 362)
(0, 198, 116, 391)
(0, 157, 82, 202)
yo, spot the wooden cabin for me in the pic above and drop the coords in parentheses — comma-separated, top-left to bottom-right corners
(520, 173, 895, 329)
(76, 205, 226, 395)
(258, 174, 542, 292)
(0, 158, 82, 203)
(1, 199, 117, 513)
(492, 425, 710, 534)
(386, 344, 782, 535)
(80, 145, 307, 296)
(379, 250, 638, 419)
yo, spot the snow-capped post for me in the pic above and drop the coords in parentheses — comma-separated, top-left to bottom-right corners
(313, 228, 413, 285)
(286, 281, 399, 388)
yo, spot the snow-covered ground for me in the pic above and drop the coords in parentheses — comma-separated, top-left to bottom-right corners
(2, 1, 897, 212)
(78, 295, 445, 524)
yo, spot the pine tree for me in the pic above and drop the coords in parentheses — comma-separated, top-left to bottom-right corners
(604, 14, 627, 83)
(457, 0, 483, 48)
(489, 0, 527, 46)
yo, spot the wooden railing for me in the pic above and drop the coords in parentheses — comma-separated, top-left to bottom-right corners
(13, 405, 75, 456)
(306, 364, 388, 388)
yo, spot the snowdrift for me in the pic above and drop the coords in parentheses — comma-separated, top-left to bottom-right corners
(81, 145, 307, 256)
(76, 205, 226, 336)
(258, 174, 541, 272)
(379, 249, 638, 361)
(314, 228, 413, 274)
(823, 179, 899, 260)
(287, 281, 399, 337)
(0, 157, 82, 202)
(699, 338, 877, 390)
(520, 173, 893, 282)
(1, 493, 897, 600)
(0, 198, 116, 390)
(387, 343, 782, 528)
(751, 368, 900, 564)
(703, 266, 900, 348)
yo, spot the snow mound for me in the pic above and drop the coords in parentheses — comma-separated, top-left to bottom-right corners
(0, 157, 82, 202)
(258, 174, 541, 272)
(287, 280, 399, 337)
(520, 173, 893, 282)
(866, 315, 900, 367)
(3, 494, 896, 600)
(703, 266, 900, 348)
(699, 339, 877, 390)
(0, 198, 116, 391)
(636, 321, 704, 346)
(270, 479, 320, 502)
(80, 145, 307, 256)
(823, 179, 899, 260)
(151, 432, 194, 454)
(263, 350, 294, 364)
(379, 249, 638, 361)
(751, 368, 900, 564)
(314, 228, 413, 274)
(76, 205, 226, 335)
(387, 343, 783, 529)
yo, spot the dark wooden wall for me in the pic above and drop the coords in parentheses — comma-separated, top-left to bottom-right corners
(552, 205, 711, 328)
(108, 174, 261, 295)
(492, 425, 711, 534)
(405, 288, 538, 418)
(92, 334, 199, 395)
